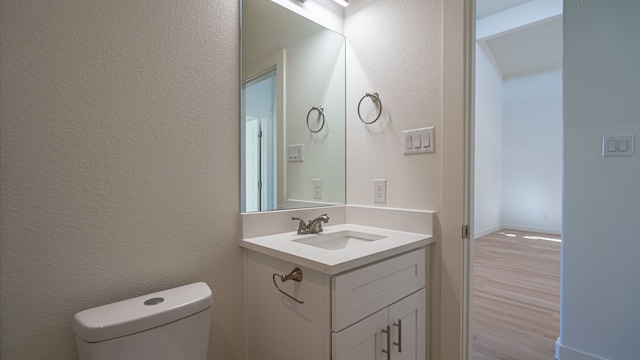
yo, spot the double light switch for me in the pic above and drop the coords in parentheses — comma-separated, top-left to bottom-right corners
(602, 135, 634, 157)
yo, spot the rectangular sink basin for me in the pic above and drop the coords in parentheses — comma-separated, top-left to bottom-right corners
(292, 230, 387, 250)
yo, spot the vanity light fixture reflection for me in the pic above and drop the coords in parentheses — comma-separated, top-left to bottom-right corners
(298, 0, 349, 7)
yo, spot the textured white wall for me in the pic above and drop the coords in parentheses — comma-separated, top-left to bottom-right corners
(345, 0, 442, 211)
(0, 1, 243, 359)
(345, 2, 442, 358)
(474, 43, 504, 237)
(502, 69, 562, 234)
(559, 0, 640, 358)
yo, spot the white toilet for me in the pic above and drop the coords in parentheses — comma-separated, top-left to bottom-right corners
(72, 282, 212, 360)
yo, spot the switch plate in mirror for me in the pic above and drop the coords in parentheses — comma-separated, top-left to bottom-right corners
(288, 144, 304, 161)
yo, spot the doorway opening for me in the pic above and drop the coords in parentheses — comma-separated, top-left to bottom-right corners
(472, 1, 563, 358)
(242, 69, 278, 212)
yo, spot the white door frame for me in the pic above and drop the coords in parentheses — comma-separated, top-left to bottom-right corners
(441, 0, 474, 359)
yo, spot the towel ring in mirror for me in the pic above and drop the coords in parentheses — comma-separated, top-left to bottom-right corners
(358, 92, 382, 124)
(306, 106, 325, 133)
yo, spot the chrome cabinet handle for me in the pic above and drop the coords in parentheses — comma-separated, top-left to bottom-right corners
(393, 319, 402, 353)
(381, 325, 391, 360)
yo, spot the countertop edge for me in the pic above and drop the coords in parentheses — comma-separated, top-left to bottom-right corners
(239, 233, 434, 275)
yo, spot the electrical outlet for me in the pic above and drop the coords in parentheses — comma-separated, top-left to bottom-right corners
(374, 179, 386, 203)
(313, 179, 322, 199)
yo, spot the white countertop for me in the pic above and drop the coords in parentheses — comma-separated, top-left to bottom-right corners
(238, 224, 434, 275)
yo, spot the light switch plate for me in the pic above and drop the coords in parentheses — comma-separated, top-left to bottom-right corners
(602, 135, 634, 157)
(403, 127, 435, 155)
(288, 144, 304, 161)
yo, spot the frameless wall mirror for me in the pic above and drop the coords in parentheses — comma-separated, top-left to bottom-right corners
(241, 0, 346, 212)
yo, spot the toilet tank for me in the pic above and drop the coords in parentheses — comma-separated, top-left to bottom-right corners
(72, 282, 212, 360)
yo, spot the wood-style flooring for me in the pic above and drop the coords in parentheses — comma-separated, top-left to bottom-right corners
(473, 229, 561, 360)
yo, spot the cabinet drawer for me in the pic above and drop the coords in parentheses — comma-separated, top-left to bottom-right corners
(331, 248, 425, 331)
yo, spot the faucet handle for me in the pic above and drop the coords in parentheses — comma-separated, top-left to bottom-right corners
(292, 217, 308, 234)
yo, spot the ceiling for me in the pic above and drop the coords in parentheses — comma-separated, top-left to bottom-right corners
(476, 0, 562, 79)
(476, 0, 536, 19)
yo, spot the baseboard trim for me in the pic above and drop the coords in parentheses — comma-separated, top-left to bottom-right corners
(473, 225, 501, 238)
(500, 224, 561, 236)
(555, 338, 604, 360)
(473, 224, 561, 238)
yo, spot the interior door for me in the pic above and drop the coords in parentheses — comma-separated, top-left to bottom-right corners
(242, 68, 277, 212)
(442, 0, 474, 359)
(244, 117, 261, 212)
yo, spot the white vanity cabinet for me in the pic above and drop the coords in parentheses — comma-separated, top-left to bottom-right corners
(246, 247, 427, 360)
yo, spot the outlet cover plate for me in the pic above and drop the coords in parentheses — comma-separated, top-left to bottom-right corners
(374, 179, 386, 203)
(313, 179, 323, 199)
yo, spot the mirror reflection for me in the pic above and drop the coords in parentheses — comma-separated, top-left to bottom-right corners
(241, 0, 346, 212)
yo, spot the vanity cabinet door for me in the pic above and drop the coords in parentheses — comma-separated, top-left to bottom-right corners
(389, 289, 426, 360)
(332, 289, 426, 360)
(332, 308, 388, 360)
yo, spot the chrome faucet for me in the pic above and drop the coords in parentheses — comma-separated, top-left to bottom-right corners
(292, 213, 330, 234)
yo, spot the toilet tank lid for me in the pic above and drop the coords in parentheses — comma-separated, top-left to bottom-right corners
(72, 282, 212, 343)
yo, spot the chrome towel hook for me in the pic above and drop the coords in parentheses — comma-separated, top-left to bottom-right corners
(272, 268, 304, 304)
(306, 106, 325, 133)
(358, 92, 382, 124)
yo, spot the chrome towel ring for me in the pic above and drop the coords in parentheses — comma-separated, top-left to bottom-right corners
(358, 92, 382, 124)
(306, 106, 325, 133)
(272, 268, 304, 304)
